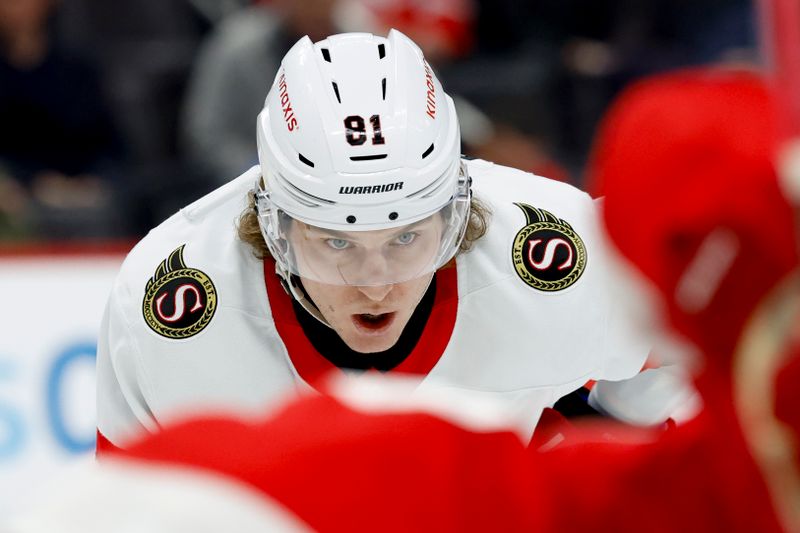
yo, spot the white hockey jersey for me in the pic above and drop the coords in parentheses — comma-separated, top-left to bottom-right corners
(96, 159, 653, 448)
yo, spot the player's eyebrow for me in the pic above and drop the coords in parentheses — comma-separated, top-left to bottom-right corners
(306, 218, 432, 240)
(387, 219, 432, 237)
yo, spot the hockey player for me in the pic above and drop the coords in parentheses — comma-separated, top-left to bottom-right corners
(95, 30, 665, 451)
(12, 66, 798, 533)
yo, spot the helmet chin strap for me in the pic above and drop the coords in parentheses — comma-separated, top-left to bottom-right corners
(275, 262, 332, 328)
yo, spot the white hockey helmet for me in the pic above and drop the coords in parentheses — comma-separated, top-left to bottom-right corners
(255, 30, 470, 287)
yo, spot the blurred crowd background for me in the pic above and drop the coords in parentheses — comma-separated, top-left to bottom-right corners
(0, 0, 757, 243)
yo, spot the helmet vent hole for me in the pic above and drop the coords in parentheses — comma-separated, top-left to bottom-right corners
(332, 82, 341, 103)
(422, 143, 435, 159)
(321, 48, 331, 62)
(378, 43, 386, 59)
(381, 78, 386, 100)
(388, 212, 398, 221)
(346, 215, 357, 224)
(298, 153, 315, 168)
(350, 154, 388, 161)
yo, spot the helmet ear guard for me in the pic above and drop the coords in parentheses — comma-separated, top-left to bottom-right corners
(254, 188, 283, 251)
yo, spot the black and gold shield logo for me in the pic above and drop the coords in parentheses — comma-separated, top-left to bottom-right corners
(511, 203, 587, 292)
(142, 245, 217, 339)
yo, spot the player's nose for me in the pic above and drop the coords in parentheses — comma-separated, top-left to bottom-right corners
(348, 249, 392, 286)
(356, 283, 393, 301)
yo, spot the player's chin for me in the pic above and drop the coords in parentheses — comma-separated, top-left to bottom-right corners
(346, 335, 402, 354)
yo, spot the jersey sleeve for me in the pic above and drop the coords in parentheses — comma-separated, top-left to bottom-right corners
(588, 366, 702, 426)
(590, 197, 655, 381)
(588, 197, 701, 425)
(96, 287, 159, 452)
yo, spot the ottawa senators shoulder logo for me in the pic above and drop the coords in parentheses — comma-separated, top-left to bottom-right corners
(511, 203, 587, 292)
(142, 245, 217, 339)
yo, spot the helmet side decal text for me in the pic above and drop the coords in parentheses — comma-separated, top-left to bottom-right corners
(424, 62, 436, 119)
(142, 245, 217, 339)
(278, 71, 298, 131)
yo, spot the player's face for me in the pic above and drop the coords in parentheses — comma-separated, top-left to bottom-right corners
(288, 215, 445, 286)
(300, 271, 434, 353)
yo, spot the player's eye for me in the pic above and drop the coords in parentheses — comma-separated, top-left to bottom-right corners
(394, 232, 417, 245)
(326, 238, 351, 250)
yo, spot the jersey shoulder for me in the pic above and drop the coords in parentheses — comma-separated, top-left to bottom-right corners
(458, 159, 602, 296)
(212, 4, 282, 56)
(109, 166, 265, 323)
(466, 158, 592, 209)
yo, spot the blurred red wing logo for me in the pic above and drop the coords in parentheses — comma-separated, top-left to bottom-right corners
(511, 203, 587, 292)
(142, 245, 217, 339)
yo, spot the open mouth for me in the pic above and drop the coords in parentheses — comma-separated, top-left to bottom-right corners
(352, 312, 395, 334)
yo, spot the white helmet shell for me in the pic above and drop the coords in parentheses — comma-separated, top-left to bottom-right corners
(255, 29, 463, 231)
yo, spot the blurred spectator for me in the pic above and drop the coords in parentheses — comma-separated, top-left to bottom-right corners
(185, 0, 250, 25)
(182, 0, 572, 185)
(1, 0, 758, 239)
(336, 0, 573, 182)
(0, 0, 126, 240)
(333, 0, 476, 65)
(528, 0, 757, 173)
(181, 0, 341, 183)
(413, 0, 757, 180)
(56, 0, 216, 232)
